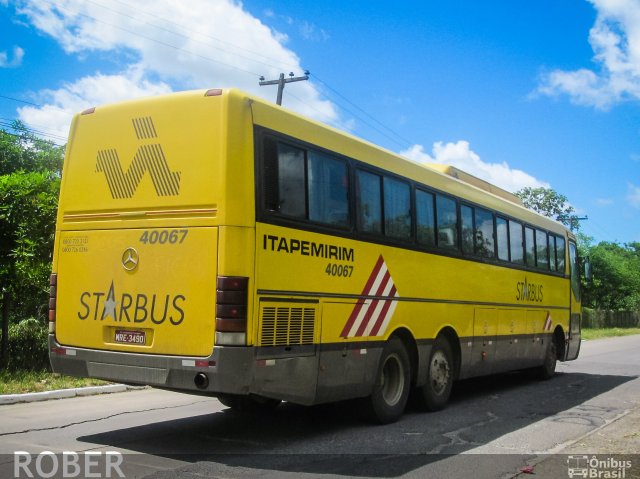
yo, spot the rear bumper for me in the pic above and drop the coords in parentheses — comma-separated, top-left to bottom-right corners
(48, 335, 254, 395)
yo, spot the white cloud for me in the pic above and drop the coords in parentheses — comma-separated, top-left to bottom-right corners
(18, 68, 172, 140)
(12, 0, 337, 140)
(628, 183, 640, 208)
(299, 21, 329, 42)
(400, 141, 549, 193)
(0, 45, 24, 68)
(595, 197, 614, 206)
(538, 0, 640, 109)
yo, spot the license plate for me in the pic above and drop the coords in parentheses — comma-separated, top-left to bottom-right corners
(114, 330, 146, 345)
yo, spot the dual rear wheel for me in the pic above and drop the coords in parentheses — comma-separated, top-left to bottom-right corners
(368, 335, 455, 423)
(219, 334, 456, 424)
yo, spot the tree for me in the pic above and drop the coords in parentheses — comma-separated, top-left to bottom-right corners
(515, 187, 581, 231)
(582, 242, 640, 311)
(0, 171, 61, 318)
(0, 122, 63, 322)
(0, 122, 63, 176)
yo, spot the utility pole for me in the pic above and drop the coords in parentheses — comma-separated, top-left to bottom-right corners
(259, 71, 309, 106)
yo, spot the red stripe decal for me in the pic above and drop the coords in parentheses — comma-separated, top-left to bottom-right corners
(369, 285, 397, 336)
(354, 270, 391, 336)
(340, 255, 385, 337)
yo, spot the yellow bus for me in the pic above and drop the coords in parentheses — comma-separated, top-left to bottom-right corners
(49, 88, 582, 423)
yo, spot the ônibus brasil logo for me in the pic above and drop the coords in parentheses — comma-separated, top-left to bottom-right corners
(95, 116, 181, 199)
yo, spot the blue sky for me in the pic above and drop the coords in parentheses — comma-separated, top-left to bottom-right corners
(2, 0, 640, 243)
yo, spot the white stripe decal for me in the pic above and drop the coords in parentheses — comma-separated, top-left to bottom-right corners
(376, 290, 400, 337)
(345, 257, 400, 338)
(363, 277, 395, 336)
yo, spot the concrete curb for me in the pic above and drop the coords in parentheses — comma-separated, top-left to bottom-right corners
(0, 384, 143, 405)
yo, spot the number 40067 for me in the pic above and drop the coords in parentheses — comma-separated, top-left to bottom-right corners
(139, 229, 188, 245)
(325, 263, 353, 277)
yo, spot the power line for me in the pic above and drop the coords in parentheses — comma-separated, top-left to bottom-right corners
(40, 0, 414, 149)
(84, 0, 299, 74)
(0, 119, 67, 143)
(44, 0, 262, 78)
(311, 73, 413, 149)
(0, 95, 41, 108)
(26, 0, 418, 152)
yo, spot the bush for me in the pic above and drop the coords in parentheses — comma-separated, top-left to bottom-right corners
(7, 318, 49, 371)
(583, 308, 640, 329)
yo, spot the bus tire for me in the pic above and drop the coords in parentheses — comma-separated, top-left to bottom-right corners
(413, 335, 454, 411)
(218, 393, 281, 412)
(535, 338, 557, 380)
(367, 336, 411, 424)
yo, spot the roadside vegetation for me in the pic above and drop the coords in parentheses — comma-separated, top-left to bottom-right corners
(0, 370, 108, 395)
(582, 328, 640, 341)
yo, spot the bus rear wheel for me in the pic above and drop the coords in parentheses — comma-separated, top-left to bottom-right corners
(413, 336, 454, 411)
(367, 336, 410, 424)
(535, 338, 557, 380)
(218, 393, 281, 412)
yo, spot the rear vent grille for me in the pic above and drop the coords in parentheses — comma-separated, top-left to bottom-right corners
(260, 306, 315, 346)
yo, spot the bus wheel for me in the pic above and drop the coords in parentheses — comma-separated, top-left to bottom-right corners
(413, 336, 453, 411)
(367, 336, 410, 424)
(218, 394, 281, 412)
(535, 339, 557, 380)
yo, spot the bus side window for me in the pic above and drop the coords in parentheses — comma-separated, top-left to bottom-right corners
(556, 236, 566, 272)
(461, 205, 474, 254)
(356, 170, 382, 234)
(263, 140, 307, 219)
(509, 220, 524, 264)
(550, 236, 558, 272)
(436, 194, 458, 250)
(416, 189, 436, 246)
(525, 226, 536, 266)
(475, 207, 495, 259)
(536, 229, 549, 270)
(383, 177, 411, 239)
(496, 217, 509, 261)
(308, 151, 350, 227)
(262, 137, 280, 212)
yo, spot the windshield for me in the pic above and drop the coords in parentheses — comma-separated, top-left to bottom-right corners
(569, 241, 580, 302)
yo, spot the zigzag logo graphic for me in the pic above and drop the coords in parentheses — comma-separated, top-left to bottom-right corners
(96, 117, 181, 199)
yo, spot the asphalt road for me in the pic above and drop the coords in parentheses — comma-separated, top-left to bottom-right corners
(1, 335, 639, 479)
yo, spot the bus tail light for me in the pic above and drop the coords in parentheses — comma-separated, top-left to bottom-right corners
(216, 276, 248, 345)
(48, 274, 57, 324)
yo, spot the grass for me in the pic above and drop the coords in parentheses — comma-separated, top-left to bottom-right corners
(581, 327, 640, 340)
(0, 370, 109, 395)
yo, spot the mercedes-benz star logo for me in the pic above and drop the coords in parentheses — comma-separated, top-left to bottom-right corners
(122, 247, 139, 271)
